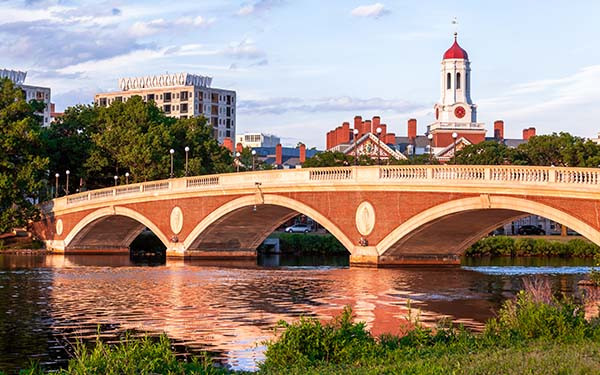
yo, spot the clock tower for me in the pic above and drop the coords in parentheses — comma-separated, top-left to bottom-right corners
(428, 32, 486, 148)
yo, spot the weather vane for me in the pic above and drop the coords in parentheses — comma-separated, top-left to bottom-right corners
(452, 16, 459, 36)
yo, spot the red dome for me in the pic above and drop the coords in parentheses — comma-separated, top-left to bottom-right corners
(443, 33, 468, 60)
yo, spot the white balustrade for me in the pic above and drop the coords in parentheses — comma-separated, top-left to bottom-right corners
(186, 176, 219, 188)
(57, 165, 600, 208)
(309, 168, 353, 181)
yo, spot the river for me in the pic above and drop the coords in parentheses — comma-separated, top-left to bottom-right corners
(0, 253, 594, 372)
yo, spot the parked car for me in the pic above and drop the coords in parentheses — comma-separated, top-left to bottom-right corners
(517, 225, 546, 235)
(285, 223, 311, 233)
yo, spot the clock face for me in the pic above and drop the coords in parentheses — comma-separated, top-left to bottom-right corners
(435, 108, 439, 120)
(454, 106, 466, 119)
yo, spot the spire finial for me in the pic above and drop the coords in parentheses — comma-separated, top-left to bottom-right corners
(454, 31, 458, 41)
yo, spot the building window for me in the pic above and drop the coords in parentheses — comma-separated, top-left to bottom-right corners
(180, 91, 188, 101)
(226, 130, 231, 137)
(181, 103, 188, 113)
(164, 105, 171, 113)
(446, 73, 451, 89)
(456, 73, 461, 89)
(164, 92, 171, 102)
(99, 98, 107, 106)
(148, 93, 155, 101)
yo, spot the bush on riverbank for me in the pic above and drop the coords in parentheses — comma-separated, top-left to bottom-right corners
(466, 235, 600, 257)
(261, 287, 600, 374)
(262, 233, 347, 255)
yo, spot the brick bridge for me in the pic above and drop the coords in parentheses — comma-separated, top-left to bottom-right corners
(33, 165, 600, 267)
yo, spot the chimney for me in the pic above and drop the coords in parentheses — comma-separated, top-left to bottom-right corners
(365, 120, 372, 133)
(275, 144, 282, 165)
(299, 143, 306, 163)
(372, 116, 381, 132)
(354, 116, 362, 136)
(379, 124, 387, 139)
(385, 133, 396, 145)
(341, 122, 350, 144)
(523, 127, 536, 141)
(236, 142, 243, 153)
(494, 120, 504, 141)
(408, 119, 417, 142)
(222, 137, 233, 152)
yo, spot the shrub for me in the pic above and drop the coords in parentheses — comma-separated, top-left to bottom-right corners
(484, 290, 589, 342)
(261, 306, 376, 370)
(465, 236, 514, 256)
(276, 233, 347, 255)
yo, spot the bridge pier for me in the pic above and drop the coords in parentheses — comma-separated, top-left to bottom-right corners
(349, 246, 460, 267)
(167, 249, 257, 260)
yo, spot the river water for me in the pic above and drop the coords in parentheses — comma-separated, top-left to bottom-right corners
(0, 253, 594, 373)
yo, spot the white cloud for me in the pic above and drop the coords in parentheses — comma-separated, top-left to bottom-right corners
(224, 39, 266, 59)
(351, 3, 390, 18)
(129, 16, 215, 37)
(236, 0, 285, 16)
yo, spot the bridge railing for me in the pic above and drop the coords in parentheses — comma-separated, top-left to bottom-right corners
(51, 165, 600, 211)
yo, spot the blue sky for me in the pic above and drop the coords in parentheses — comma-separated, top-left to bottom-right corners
(2, 0, 600, 148)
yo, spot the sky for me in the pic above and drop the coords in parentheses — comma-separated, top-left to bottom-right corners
(1, 0, 600, 149)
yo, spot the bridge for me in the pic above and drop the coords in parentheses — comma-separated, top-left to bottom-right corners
(33, 165, 600, 267)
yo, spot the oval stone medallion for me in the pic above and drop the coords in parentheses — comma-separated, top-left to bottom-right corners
(355, 201, 375, 236)
(170, 206, 183, 234)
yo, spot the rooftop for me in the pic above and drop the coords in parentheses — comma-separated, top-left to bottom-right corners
(118, 73, 213, 91)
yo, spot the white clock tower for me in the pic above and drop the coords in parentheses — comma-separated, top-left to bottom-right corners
(428, 33, 486, 148)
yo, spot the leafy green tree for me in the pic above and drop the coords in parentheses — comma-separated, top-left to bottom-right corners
(170, 116, 234, 176)
(41, 104, 98, 192)
(0, 78, 49, 232)
(517, 133, 600, 167)
(452, 141, 523, 165)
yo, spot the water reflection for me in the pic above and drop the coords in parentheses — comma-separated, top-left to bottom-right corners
(0, 254, 591, 373)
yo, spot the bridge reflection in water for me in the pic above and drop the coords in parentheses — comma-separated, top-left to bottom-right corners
(0, 253, 587, 371)
(35, 165, 600, 267)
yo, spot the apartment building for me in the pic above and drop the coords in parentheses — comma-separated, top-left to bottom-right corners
(1, 69, 52, 126)
(95, 73, 236, 143)
(235, 132, 280, 148)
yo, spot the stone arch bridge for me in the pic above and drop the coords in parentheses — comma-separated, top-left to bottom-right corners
(33, 165, 600, 267)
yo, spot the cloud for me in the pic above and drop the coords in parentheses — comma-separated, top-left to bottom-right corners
(129, 16, 215, 37)
(238, 96, 421, 115)
(224, 39, 266, 59)
(237, 0, 285, 16)
(351, 3, 390, 18)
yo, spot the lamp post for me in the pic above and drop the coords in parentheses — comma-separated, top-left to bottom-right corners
(169, 148, 175, 178)
(427, 134, 433, 164)
(184, 146, 190, 176)
(114, 175, 118, 186)
(376, 127, 382, 165)
(235, 152, 241, 173)
(54, 173, 59, 198)
(251, 149, 257, 171)
(125, 172, 129, 185)
(353, 128, 359, 166)
(452, 132, 458, 164)
(65, 170, 70, 195)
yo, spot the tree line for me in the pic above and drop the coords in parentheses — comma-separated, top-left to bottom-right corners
(303, 135, 600, 168)
(0, 78, 237, 233)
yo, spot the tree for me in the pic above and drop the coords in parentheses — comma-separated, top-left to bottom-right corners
(517, 133, 600, 167)
(41, 104, 98, 192)
(0, 78, 49, 232)
(451, 141, 522, 165)
(170, 116, 234, 176)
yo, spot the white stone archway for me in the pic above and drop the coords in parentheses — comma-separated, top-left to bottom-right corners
(182, 194, 354, 254)
(377, 195, 600, 257)
(63, 206, 170, 250)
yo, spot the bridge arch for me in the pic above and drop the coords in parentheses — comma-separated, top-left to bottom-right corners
(183, 194, 354, 254)
(64, 206, 170, 251)
(378, 196, 600, 258)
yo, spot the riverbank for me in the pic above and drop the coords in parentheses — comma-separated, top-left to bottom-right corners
(0, 232, 45, 252)
(260, 232, 347, 255)
(466, 235, 600, 257)
(17, 282, 600, 374)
